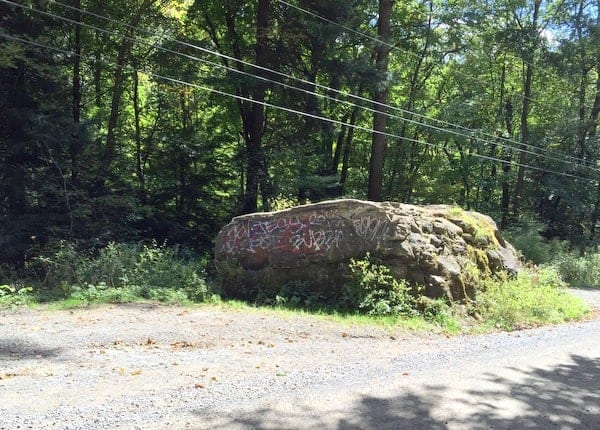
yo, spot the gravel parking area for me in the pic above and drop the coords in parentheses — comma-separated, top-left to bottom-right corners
(1, 288, 599, 429)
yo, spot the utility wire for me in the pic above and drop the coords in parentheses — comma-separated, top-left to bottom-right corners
(10, 0, 596, 175)
(277, 0, 588, 165)
(278, 0, 397, 51)
(1, 31, 595, 184)
(10, 0, 597, 177)
(38, 0, 598, 171)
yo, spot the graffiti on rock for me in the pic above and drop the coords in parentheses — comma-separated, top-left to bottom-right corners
(219, 211, 346, 255)
(219, 211, 391, 256)
(353, 216, 391, 241)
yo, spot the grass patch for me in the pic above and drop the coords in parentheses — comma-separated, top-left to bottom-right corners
(0, 240, 592, 336)
(475, 267, 590, 331)
(214, 298, 445, 333)
(0, 276, 590, 336)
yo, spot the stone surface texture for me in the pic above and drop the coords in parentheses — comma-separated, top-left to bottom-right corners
(214, 199, 520, 300)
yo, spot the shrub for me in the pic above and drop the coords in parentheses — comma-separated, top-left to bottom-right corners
(344, 253, 418, 316)
(30, 241, 212, 302)
(29, 240, 87, 295)
(552, 253, 600, 288)
(504, 221, 568, 265)
(70, 283, 141, 305)
(0, 284, 35, 306)
(276, 281, 325, 309)
(475, 267, 589, 330)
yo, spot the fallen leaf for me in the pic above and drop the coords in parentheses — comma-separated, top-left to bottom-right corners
(171, 340, 195, 349)
(0, 373, 18, 380)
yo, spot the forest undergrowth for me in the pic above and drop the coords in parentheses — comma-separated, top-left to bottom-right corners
(0, 224, 595, 334)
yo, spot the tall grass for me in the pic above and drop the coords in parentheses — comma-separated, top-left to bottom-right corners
(552, 253, 600, 288)
(475, 267, 589, 330)
(21, 241, 214, 304)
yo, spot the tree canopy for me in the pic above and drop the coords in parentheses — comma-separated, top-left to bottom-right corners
(1, 0, 599, 266)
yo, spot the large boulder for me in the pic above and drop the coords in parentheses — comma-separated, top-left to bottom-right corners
(214, 199, 520, 301)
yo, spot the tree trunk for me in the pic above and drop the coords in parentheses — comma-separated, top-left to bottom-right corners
(70, 0, 82, 187)
(242, 0, 270, 214)
(93, 33, 105, 109)
(332, 113, 348, 174)
(340, 98, 362, 190)
(587, 65, 600, 244)
(103, 36, 133, 164)
(513, 0, 540, 219)
(386, 1, 433, 199)
(132, 68, 146, 203)
(575, 0, 589, 160)
(368, 0, 393, 201)
(501, 99, 514, 228)
(103, 0, 155, 165)
(513, 61, 533, 218)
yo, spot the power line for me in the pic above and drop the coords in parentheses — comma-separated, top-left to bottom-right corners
(278, 0, 397, 51)
(33, 0, 592, 171)
(2, 31, 595, 185)
(11, 0, 599, 175)
(27, 2, 599, 174)
(278, 0, 589, 166)
(42, 0, 594, 170)
(278, 1, 546, 70)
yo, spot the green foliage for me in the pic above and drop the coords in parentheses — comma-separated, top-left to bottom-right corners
(475, 267, 589, 330)
(69, 283, 142, 305)
(552, 253, 600, 288)
(416, 296, 460, 333)
(504, 221, 569, 265)
(344, 253, 418, 316)
(0, 284, 35, 306)
(260, 280, 326, 310)
(216, 260, 247, 298)
(269, 196, 300, 211)
(30, 241, 212, 303)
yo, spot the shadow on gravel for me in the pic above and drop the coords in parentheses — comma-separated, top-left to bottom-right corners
(201, 354, 599, 429)
(0, 338, 62, 360)
(466, 354, 600, 429)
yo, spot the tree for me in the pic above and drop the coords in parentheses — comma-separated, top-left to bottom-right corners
(194, 0, 272, 214)
(368, 0, 393, 201)
(0, 1, 85, 264)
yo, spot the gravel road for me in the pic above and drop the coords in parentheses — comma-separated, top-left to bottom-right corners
(1, 289, 599, 429)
